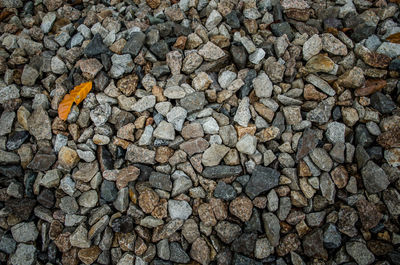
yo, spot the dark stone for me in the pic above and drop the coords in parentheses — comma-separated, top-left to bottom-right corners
(152, 259, 172, 265)
(149, 172, 172, 192)
(37, 189, 55, 208)
(303, 228, 328, 260)
(6, 131, 29, 151)
(214, 181, 237, 201)
(236, 175, 250, 186)
(239, 69, 256, 98)
(389, 58, 400, 72)
(296, 128, 319, 161)
(232, 253, 262, 265)
(367, 240, 393, 256)
(225, 11, 241, 29)
(134, 164, 154, 182)
(111, 215, 134, 233)
(366, 146, 383, 161)
(0, 233, 16, 254)
(150, 40, 170, 60)
(244, 208, 263, 233)
(323, 224, 341, 249)
(388, 251, 400, 265)
(84, 33, 110, 57)
(370, 92, 396, 114)
(101, 53, 111, 71)
(323, 18, 343, 30)
(27, 153, 56, 171)
(122, 32, 146, 56)
(24, 172, 36, 198)
(351, 23, 376, 43)
(169, 242, 190, 263)
(270, 22, 294, 41)
(202, 165, 243, 179)
(151, 63, 170, 78)
(4, 198, 36, 220)
(100, 180, 118, 203)
(230, 43, 247, 69)
(245, 165, 280, 199)
(180, 92, 206, 113)
(173, 23, 192, 36)
(355, 124, 374, 147)
(157, 22, 174, 38)
(97, 146, 113, 172)
(47, 242, 57, 263)
(231, 233, 257, 256)
(332, 106, 342, 121)
(0, 165, 23, 178)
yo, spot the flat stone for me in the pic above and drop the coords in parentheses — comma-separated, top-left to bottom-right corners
(202, 165, 243, 179)
(245, 165, 280, 199)
(202, 144, 230, 167)
(11, 222, 39, 242)
(346, 242, 375, 265)
(361, 160, 389, 193)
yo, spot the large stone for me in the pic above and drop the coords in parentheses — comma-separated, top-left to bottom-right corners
(361, 161, 389, 193)
(245, 165, 280, 199)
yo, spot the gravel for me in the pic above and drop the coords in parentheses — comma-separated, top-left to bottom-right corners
(0, 1, 399, 264)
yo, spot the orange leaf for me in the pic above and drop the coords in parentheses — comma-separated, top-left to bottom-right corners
(58, 81, 92, 120)
(70, 81, 93, 105)
(387, 32, 400, 44)
(58, 94, 75, 120)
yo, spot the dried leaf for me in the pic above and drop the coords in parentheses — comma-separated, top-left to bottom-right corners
(70, 81, 93, 105)
(58, 94, 75, 121)
(387, 32, 400, 44)
(58, 81, 92, 120)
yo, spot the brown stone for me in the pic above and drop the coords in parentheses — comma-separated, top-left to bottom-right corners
(367, 240, 394, 256)
(254, 102, 275, 122)
(256, 126, 280, 142)
(198, 203, 217, 226)
(190, 238, 211, 265)
(138, 189, 159, 214)
(290, 191, 308, 207)
(155, 146, 174, 163)
(117, 123, 135, 141)
(135, 237, 148, 256)
(152, 85, 167, 102)
(58, 146, 80, 170)
(253, 196, 267, 208)
(79, 58, 103, 79)
(298, 160, 311, 177)
(362, 51, 391, 69)
(210, 35, 230, 48)
(276, 233, 301, 256)
(330, 166, 349, 189)
(304, 84, 327, 101)
(285, 9, 310, 21)
(377, 127, 400, 149)
(210, 198, 228, 221)
(117, 232, 136, 251)
(173, 36, 187, 50)
(151, 199, 168, 219)
(305, 54, 335, 73)
(302, 228, 328, 260)
(356, 199, 383, 230)
(355, 79, 386, 97)
(49, 220, 64, 240)
(235, 124, 256, 139)
(62, 247, 79, 265)
(54, 232, 72, 253)
(181, 123, 204, 140)
(78, 246, 101, 265)
(229, 196, 253, 222)
(116, 166, 140, 189)
(180, 138, 209, 156)
(146, 0, 160, 9)
(117, 74, 138, 96)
